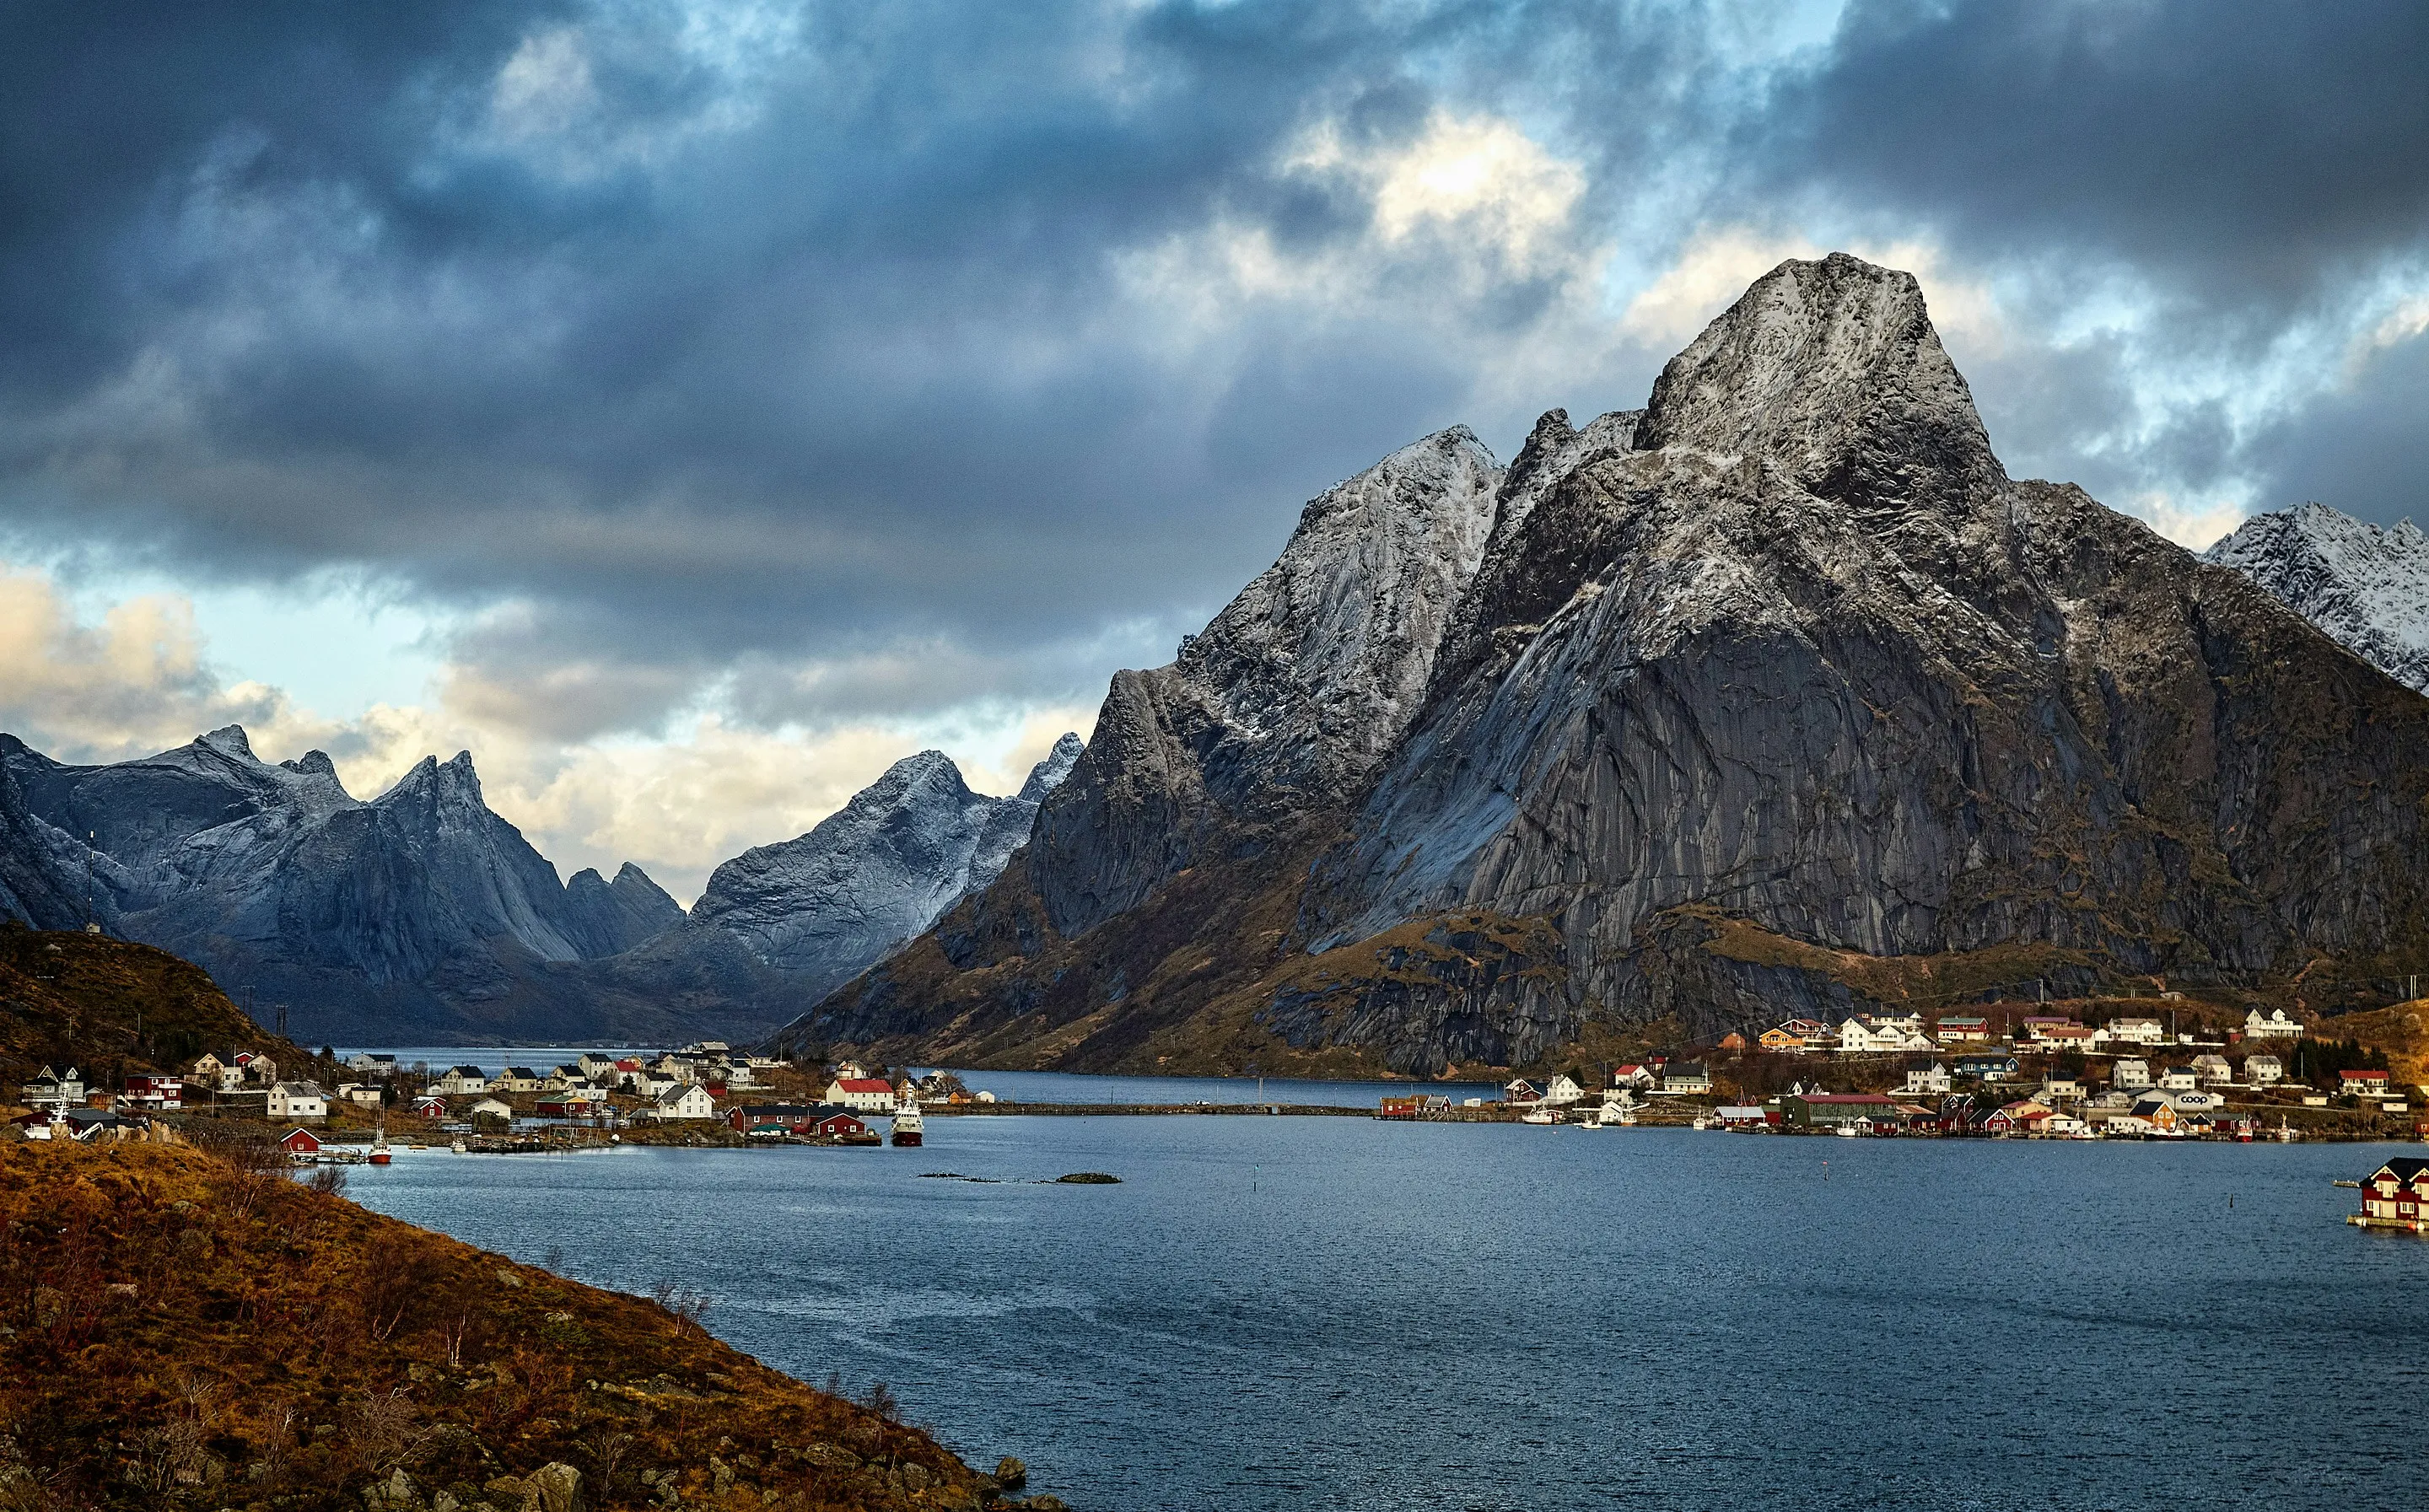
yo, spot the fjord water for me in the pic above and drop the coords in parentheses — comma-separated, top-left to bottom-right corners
(348, 1121, 2422, 1510)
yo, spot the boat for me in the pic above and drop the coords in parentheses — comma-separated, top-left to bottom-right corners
(891, 1104, 924, 1147)
(1575, 1107, 1605, 1129)
(1520, 1106, 1559, 1125)
(449, 1139, 466, 1154)
(369, 1121, 392, 1165)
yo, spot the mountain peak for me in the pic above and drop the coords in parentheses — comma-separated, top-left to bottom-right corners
(1017, 733, 1086, 802)
(1639, 251, 1999, 511)
(2205, 502, 2429, 694)
(197, 725, 256, 760)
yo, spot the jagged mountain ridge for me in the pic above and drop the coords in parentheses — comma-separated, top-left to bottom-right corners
(2204, 503, 2429, 694)
(680, 735, 1085, 1007)
(0, 724, 1085, 1044)
(782, 252, 2429, 1076)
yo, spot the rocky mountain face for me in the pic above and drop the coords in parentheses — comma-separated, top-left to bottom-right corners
(782, 253, 2429, 1077)
(2204, 503, 2429, 694)
(563, 862, 687, 956)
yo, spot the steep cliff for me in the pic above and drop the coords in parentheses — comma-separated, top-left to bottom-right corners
(2205, 502, 2429, 693)
(562, 861, 687, 957)
(783, 253, 2429, 1076)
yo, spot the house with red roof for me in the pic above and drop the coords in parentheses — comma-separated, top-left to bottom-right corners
(823, 1076, 898, 1113)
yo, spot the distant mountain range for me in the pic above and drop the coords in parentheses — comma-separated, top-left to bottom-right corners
(776, 252, 2429, 1078)
(0, 725, 1080, 1044)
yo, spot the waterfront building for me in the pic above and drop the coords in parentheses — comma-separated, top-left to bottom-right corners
(469, 1096, 514, 1125)
(651, 1084, 719, 1121)
(1779, 1093, 1898, 1129)
(2358, 1158, 2429, 1227)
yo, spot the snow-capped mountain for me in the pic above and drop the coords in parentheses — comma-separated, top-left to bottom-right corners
(689, 735, 1084, 1004)
(2204, 503, 2429, 694)
(783, 252, 2429, 1075)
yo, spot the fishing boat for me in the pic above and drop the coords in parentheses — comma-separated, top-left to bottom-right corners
(891, 1103, 924, 1147)
(369, 1120, 392, 1165)
(1520, 1106, 1559, 1125)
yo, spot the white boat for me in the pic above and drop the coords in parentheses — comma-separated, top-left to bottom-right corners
(1520, 1106, 1558, 1125)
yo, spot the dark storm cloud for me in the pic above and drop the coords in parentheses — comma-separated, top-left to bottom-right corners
(1, 0, 2424, 740)
(1768, 0, 2429, 309)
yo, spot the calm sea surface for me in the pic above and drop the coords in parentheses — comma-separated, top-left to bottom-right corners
(346, 1117, 2426, 1511)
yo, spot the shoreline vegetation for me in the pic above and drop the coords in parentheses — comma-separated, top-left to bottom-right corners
(0, 1136, 1053, 1512)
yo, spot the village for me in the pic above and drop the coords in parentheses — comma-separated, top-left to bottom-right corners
(9, 1043, 960, 1156)
(1411, 1002, 2428, 1143)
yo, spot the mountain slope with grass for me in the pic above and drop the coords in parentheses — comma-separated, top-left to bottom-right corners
(0, 1139, 1020, 1510)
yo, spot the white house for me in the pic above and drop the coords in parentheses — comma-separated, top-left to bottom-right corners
(1662, 1061, 1713, 1095)
(189, 1052, 225, 1085)
(469, 1095, 514, 1124)
(826, 1077, 898, 1113)
(345, 1052, 399, 1077)
(1608, 1064, 1656, 1090)
(2190, 1053, 2233, 1087)
(2243, 1008, 2305, 1041)
(652, 1054, 698, 1084)
(650, 1084, 718, 1121)
(434, 1065, 491, 1095)
(266, 1081, 327, 1122)
(1903, 1062, 1952, 1095)
(337, 1082, 384, 1107)
(2112, 1057, 2152, 1090)
(1836, 1018, 1888, 1053)
(2244, 1054, 2285, 1086)
(19, 1065, 84, 1110)
(2040, 1074, 2082, 1100)
(1539, 1074, 1588, 1107)
(493, 1067, 544, 1094)
(576, 1052, 621, 1080)
(2103, 1018, 2166, 1046)
(2158, 1065, 2199, 1091)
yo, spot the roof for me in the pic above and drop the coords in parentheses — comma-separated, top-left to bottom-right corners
(2372, 1157, 2429, 1181)
(2340, 1068, 2389, 1080)
(832, 1078, 892, 1094)
(1792, 1094, 1898, 1105)
(450, 1064, 485, 1076)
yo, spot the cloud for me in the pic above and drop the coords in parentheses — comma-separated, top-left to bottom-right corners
(0, 0, 2424, 786)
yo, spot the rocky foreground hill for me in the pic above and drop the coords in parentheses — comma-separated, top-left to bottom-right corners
(0, 729, 1079, 1045)
(779, 252, 2429, 1077)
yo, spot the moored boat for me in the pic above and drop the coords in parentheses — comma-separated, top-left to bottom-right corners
(891, 1104, 924, 1147)
(369, 1121, 392, 1165)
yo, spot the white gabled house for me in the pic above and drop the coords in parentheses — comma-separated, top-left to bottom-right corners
(651, 1084, 718, 1121)
(434, 1065, 491, 1096)
(1903, 1062, 1952, 1095)
(2243, 1008, 2304, 1041)
(2190, 1053, 2233, 1087)
(469, 1095, 515, 1124)
(266, 1080, 327, 1122)
(1539, 1074, 1588, 1107)
(2244, 1054, 2284, 1086)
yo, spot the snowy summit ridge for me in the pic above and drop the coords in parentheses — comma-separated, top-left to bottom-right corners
(2204, 503, 2429, 695)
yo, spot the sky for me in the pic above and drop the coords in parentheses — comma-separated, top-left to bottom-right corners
(2, 0, 2425, 902)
